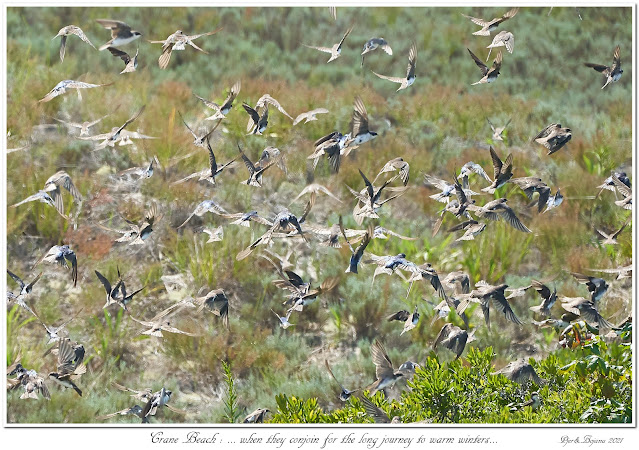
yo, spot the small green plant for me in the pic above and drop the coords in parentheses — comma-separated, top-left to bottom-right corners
(222, 360, 241, 423)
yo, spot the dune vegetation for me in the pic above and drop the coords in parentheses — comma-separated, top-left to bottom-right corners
(6, 6, 632, 424)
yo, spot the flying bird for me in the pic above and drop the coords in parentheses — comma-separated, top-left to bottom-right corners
(371, 41, 417, 91)
(47, 338, 85, 396)
(80, 105, 146, 150)
(38, 79, 111, 103)
(584, 45, 623, 89)
(33, 244, 78, 286)
(96, 19, 142, 50)
(52, 113, 110, 136)
(533, 123, 572, 155)
(468, 198, 531, 232)
(486, 31, 514, 60)
(194, 80, 241, 121)
(52, 25, 96, 62)
(107, 46, 138, 74)
(462, 7, 519, 36)
(528, 280, 557, 317)
(361, 397, 401, 424)
(302, 24, 353, 63)
(325, 360, 359, 401)
(293, 108, 330, 125)
(130, 303, 198, 338)
(433, 323, 474, 360)
(149, 28, 223, 69)
(468, 48, 502, 85)
(492, 358, 543, 385)
(481, 147, 513, 193)
(365, 339, 404, 396)
(487, 117, 511, 141)
(177, 199, 228, 229)
(361, 37, 393, 66)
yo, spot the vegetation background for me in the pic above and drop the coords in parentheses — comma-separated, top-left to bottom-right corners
(5, 6, 633, 423)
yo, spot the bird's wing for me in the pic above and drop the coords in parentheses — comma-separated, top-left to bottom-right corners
(371, 71, 404, 84)
(108, 46, 131, 64)
(467, 48, 488, 76)
(371, 339, 394, 379)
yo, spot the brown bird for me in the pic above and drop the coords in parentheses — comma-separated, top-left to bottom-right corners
(365, 339, 404, 396)
(481, 146, 513, 193)
(433, 323, 474, 360)
(462, 7, 519, 36)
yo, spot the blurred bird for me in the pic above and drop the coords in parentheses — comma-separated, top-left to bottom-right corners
(510, 177, 551, 213)
(371, 41, 417, 91)
(468, 49, 502, 85)
(325, 360, 359, 401)
(244, 94, 293, 133)
(149, 28, 222, 69)
(237, 144, 275, 186)
(533, 123, 572, 155)
(47, 338, 85, 396)
(199, 226, 224, 243)
(457, 282, 524, 328)
(433, 323, 474, 360)
(462, 7, 519, 36)
(292, 183, 342, 204)
(272, 308, 294, 329)
(97, 405, 144, 421)
(194, 289, 229, 330)
(302, 24, 353, 63)
(588, 265, 632, 281)
(571, 272, 609, 304)
(365, 340, 404, 396)
(52, 25, 96, 62)
(610, 173, 632, 210)
(244, 408, 269, 423)
(177, 199, 228, 229)
(195, 80, 241, 121)
(361, 397, 401, 424)
(38, 79, 110, 103)
(528, 280, 557, 317)
(96, 19, 142, 50)
(448, 219, 487, 241)
(340, 218, 373, 274)
(584, 45, 623, 89)
(560, 297, 613, 333)
(344, 96, 378, 150)
(374, 157, 410, 186)
(33, 244, 78, 286)
(6, 270, 42, 315)
(174, 135, 235, 186)
(361, 37, 393, 66)
(8, 365, 51, 400)
(492, 358, 543, 385)
(80, 105, 146, 150)
(130, 303, 197, 338)
(308, 131, 344, 173)
(33, 308, 82, 345)
(243, 102, 269, 135)
(595, 216, 630, 245)
(486, 31, 514, 60)
(53, 113, 110, 136)
(293, 108, 330, 125)
(469, 198, 530, 232)
(487, 117, 511, 142)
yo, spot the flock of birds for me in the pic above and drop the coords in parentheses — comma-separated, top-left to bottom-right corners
(6, 7, 632, 424)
